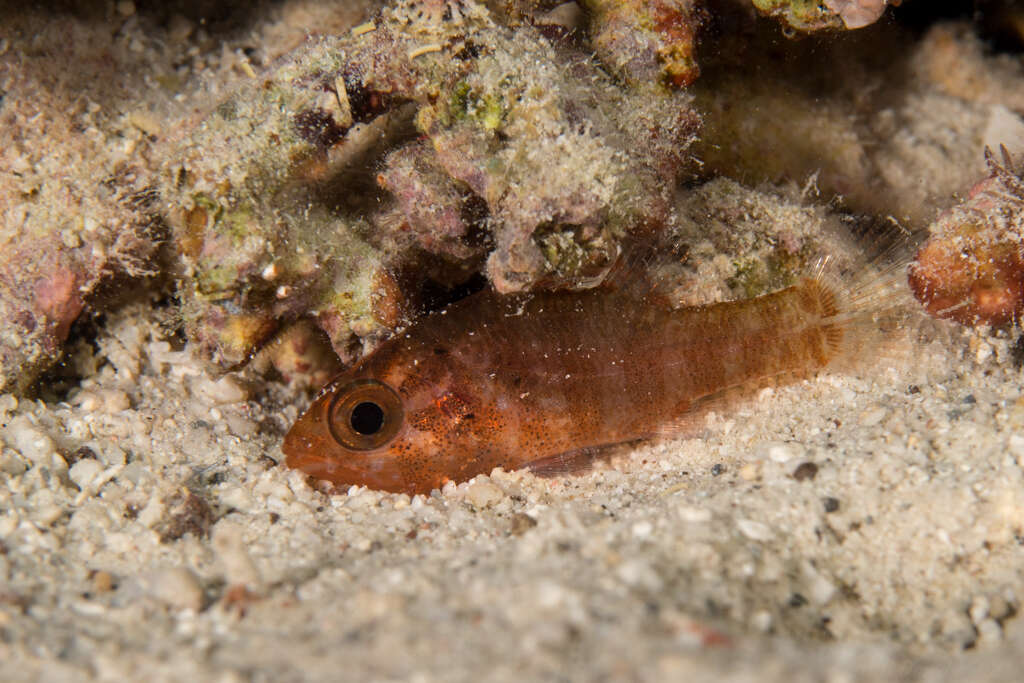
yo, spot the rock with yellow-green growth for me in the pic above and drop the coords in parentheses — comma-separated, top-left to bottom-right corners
(750, 0, 841, 31)
(750, 0, 890, 31)
(582, 0, 702, 88)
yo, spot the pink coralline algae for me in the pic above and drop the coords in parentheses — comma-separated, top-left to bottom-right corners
(824, 0, 890, 30)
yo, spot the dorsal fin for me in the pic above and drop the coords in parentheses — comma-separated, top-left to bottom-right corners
(597, 237, 681, 307)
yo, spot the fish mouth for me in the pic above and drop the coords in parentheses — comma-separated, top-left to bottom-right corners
(282, 427, 414, 493)
(288, 453, 418, 494)
(282, 420, 354, 480)
(283, 450, 351, 483)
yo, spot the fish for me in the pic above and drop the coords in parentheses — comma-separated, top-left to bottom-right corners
(282, 260, 907, 495)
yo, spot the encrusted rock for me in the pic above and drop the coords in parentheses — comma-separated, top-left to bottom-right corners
(162, 0, 699, 370)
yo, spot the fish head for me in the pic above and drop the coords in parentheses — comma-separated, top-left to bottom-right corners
(282, 351, 502, 495)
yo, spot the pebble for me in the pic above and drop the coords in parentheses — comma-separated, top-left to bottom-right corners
(465, 479, 505, 508)
(750, 610, 773, 632)
(988, 593, 1013, 621)
(508, 512, 538, 535)
(99, 443, 127, 467)
(974, 339, 994, 364)
(0, 394, 17, 415)
(144, 567, 204, 611)
(69, 458, 103, 490)
(225, 413, 258, 437)
(136, 498, 165, 528)
(92, 571, 115, 593)
(858, 405, 888, 427)
(737, 519, 774, 542)
(976, 618, 1003, 647)
(792, 462, 819, 481)
(212, 522, 262, 588)
(738, 463, 760, 481)
(60, 229, 82, 248)
(3, 416, 57, 464)
(677, 506, 712, 523)
(219, 486, 254, 512)
(617, 559, 663, 592)
(33, 503, 65, 527)
(968, 595, 990, 624)
(761, 441, 801, 463)
(193, 376, 249, 405)
(938, 611, 976, 648)
(0, 513, 18, 536)
(0, 449, 27, 475)
(74, 389, 131, 413)
(802, 561, 837, 605)
(631, 520, 653, 539)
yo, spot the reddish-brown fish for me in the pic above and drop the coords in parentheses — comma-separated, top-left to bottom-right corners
(283, 267, 899, 495)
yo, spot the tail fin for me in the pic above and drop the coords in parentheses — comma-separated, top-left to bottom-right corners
(811, 250, 922, 374)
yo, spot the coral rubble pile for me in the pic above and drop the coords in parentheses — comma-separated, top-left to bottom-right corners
(2, 0, 1023, 391)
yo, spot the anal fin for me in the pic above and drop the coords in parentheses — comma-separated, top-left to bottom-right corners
(651, 376, 809, 439)
(525, 443, 637, 478)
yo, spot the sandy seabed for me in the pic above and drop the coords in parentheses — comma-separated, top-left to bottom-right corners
(5, 282, 1024, 682)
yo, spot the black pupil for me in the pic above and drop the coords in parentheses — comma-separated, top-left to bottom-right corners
(350, 401, 385, 435)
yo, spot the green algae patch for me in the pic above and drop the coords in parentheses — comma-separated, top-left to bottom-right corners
(750, 0, 843, 31)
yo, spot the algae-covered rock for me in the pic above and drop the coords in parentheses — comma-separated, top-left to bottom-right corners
(6, 0, 1020, 394)
(0, 0, 382, 394)
(582, 0, 702, 88)
(662, 178, 862, 306)
(163, 0, 700, 369)
(909, 149, 1024, 327)
(0, 10, 166, 394)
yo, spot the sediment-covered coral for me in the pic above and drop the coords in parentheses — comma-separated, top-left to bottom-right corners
(5, 0, 1022, 395)
(652, 178, 863, 309)
(0, 0, 383, 394)
(0, 11, 166, 394)
(376, 140, 489, 261)
(163, 0, 699, 370)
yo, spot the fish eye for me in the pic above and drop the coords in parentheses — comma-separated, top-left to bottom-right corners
(350, 401, 384, 435)
(327, 379, 403, 450)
